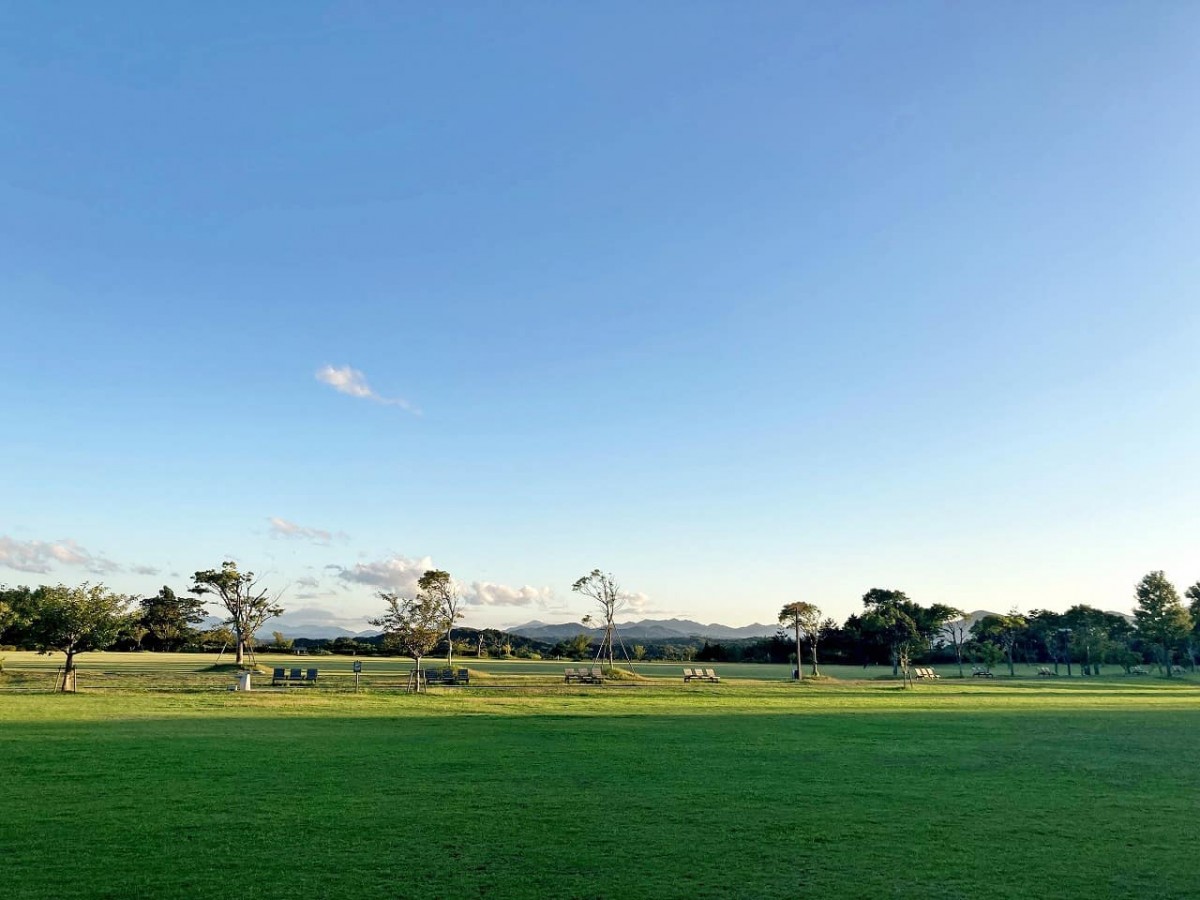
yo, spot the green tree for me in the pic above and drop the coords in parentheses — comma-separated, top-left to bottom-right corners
(190, 562, 283, 666)
(370, 588, 443, 686)
(417, 570, 463, 667)
(861, 589, 958, 682)
(970, 610, 1027, 677)
(1061, 605, 1114, 675)
(631, 644, 647, 661)
(270, 631, 294, 652)
(1185, 582, 1200, 671)
(1133, 571, 1192, 677)
(28, 583, 131, 690)
(139, 586, 207, 651)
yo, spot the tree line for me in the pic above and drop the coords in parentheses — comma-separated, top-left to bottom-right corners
(3, 566, 1198, 688)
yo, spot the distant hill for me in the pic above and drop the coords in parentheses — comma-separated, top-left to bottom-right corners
(507, 618, 778, 642)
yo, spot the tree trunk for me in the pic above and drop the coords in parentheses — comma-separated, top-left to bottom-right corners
(235, 638, 246, 666)
(810, 640, 820, 677)
(1164, 644, 1172, 678)
(1007, 645, 1015, 677)
(794, 624, 802, 680)
(61, 649, 76, 692)
(955, 643, 964, 678)
(891, 647, 899, 678)
(447, 628, 453, 668)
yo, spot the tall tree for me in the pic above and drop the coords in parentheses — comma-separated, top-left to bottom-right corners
(1061, 605, 1113, 676)
(1133, 571, 1191, 677)
(861, 589, 957, 682)
(370, 588, 443, 687)
(28, 583, 131, 690)
(139, 585, 207, 651)
(942, 613, 970, 678)
(572, 569, 625, 671)
(1185, 583, 1200, 672)
(190, 562, 283, 666)
(779, 602, 822, 679)
(971, 610, 1027, 677)
(417, 570, 464, 668)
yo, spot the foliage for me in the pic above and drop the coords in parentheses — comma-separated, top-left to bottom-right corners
(190, 562, 283, 665)
(369, 589, 443, 674)
(417, 570, 463, 667)
(25, 583, 131, 687)
(1133, 571, 1192, 677)
(139, 586, 207, 651)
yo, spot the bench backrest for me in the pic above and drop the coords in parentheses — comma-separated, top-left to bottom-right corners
(273, 668, 285, 678)
(290, 668, 302, 679)
(306, 668, 317, 680)
(706, 669, 718, 677)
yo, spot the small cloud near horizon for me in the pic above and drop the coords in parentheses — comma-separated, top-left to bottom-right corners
(315, 364, 419, 414)
(268, 517, 347, 545)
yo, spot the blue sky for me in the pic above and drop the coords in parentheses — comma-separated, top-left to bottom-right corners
(3, 2, 1199, 630)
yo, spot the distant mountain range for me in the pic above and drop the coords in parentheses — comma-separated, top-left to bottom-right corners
(506, 618, 779, 642)
(199, 614, 380, 641)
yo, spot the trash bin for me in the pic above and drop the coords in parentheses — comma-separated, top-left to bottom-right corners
(237, 671, 252, 692)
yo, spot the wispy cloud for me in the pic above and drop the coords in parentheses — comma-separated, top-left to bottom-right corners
(268, 517, 346, 545)
(0, 536, 122, 575)
(131, 565, 161, 576)
(315, 364, 419, 414)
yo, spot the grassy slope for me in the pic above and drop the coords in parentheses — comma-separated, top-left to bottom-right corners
(2, 680, 1198, 900)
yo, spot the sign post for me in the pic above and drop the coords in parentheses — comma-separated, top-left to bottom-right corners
(353, 659, 362, 692)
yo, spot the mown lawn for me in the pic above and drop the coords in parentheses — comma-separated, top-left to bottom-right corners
(2, 678, 1198, 899)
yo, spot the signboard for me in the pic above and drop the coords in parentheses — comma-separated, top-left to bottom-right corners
(353, 660, 362, 673)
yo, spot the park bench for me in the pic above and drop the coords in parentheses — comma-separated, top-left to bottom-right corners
(686, 668, 720, 682)
(913, 667, 940, 679)
(576, 666, 603, 684)
(682, 667, 696, 682)
(564, 667, 580, 683)
(272, 667, 318, 686)
(1129, 667, 1148, 676)
(971, 667, 994, 678)
(1037, 667, 1057, 677)
(702, 668, 721, 682)
(423, 668, 469, 685)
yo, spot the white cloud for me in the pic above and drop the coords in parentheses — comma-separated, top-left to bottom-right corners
(295, 575, 321, 590)
(131, 565, 161, 576)
(0, 536, 122, 575)
(464, 581, 558, 608)
(333, 554, 436, 595)
(315, 364, 419, 414)
(268, 517, 346, 545)
(333, 554, 559, 609)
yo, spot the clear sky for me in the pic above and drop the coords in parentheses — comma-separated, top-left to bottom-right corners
(3, 2, 1199, 631)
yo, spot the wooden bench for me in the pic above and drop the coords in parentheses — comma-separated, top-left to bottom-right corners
(1129, 667, 1148, 676)
(971, 667, 994, 678)
(272, 667, 318, 686)
(423, 668, 470, 685)
(685, 667, 720, 682)
(1037, 666, 1057, 677)
(914, 667, 940, 679)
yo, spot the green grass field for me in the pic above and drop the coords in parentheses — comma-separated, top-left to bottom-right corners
(2, 654, 1198, 899)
